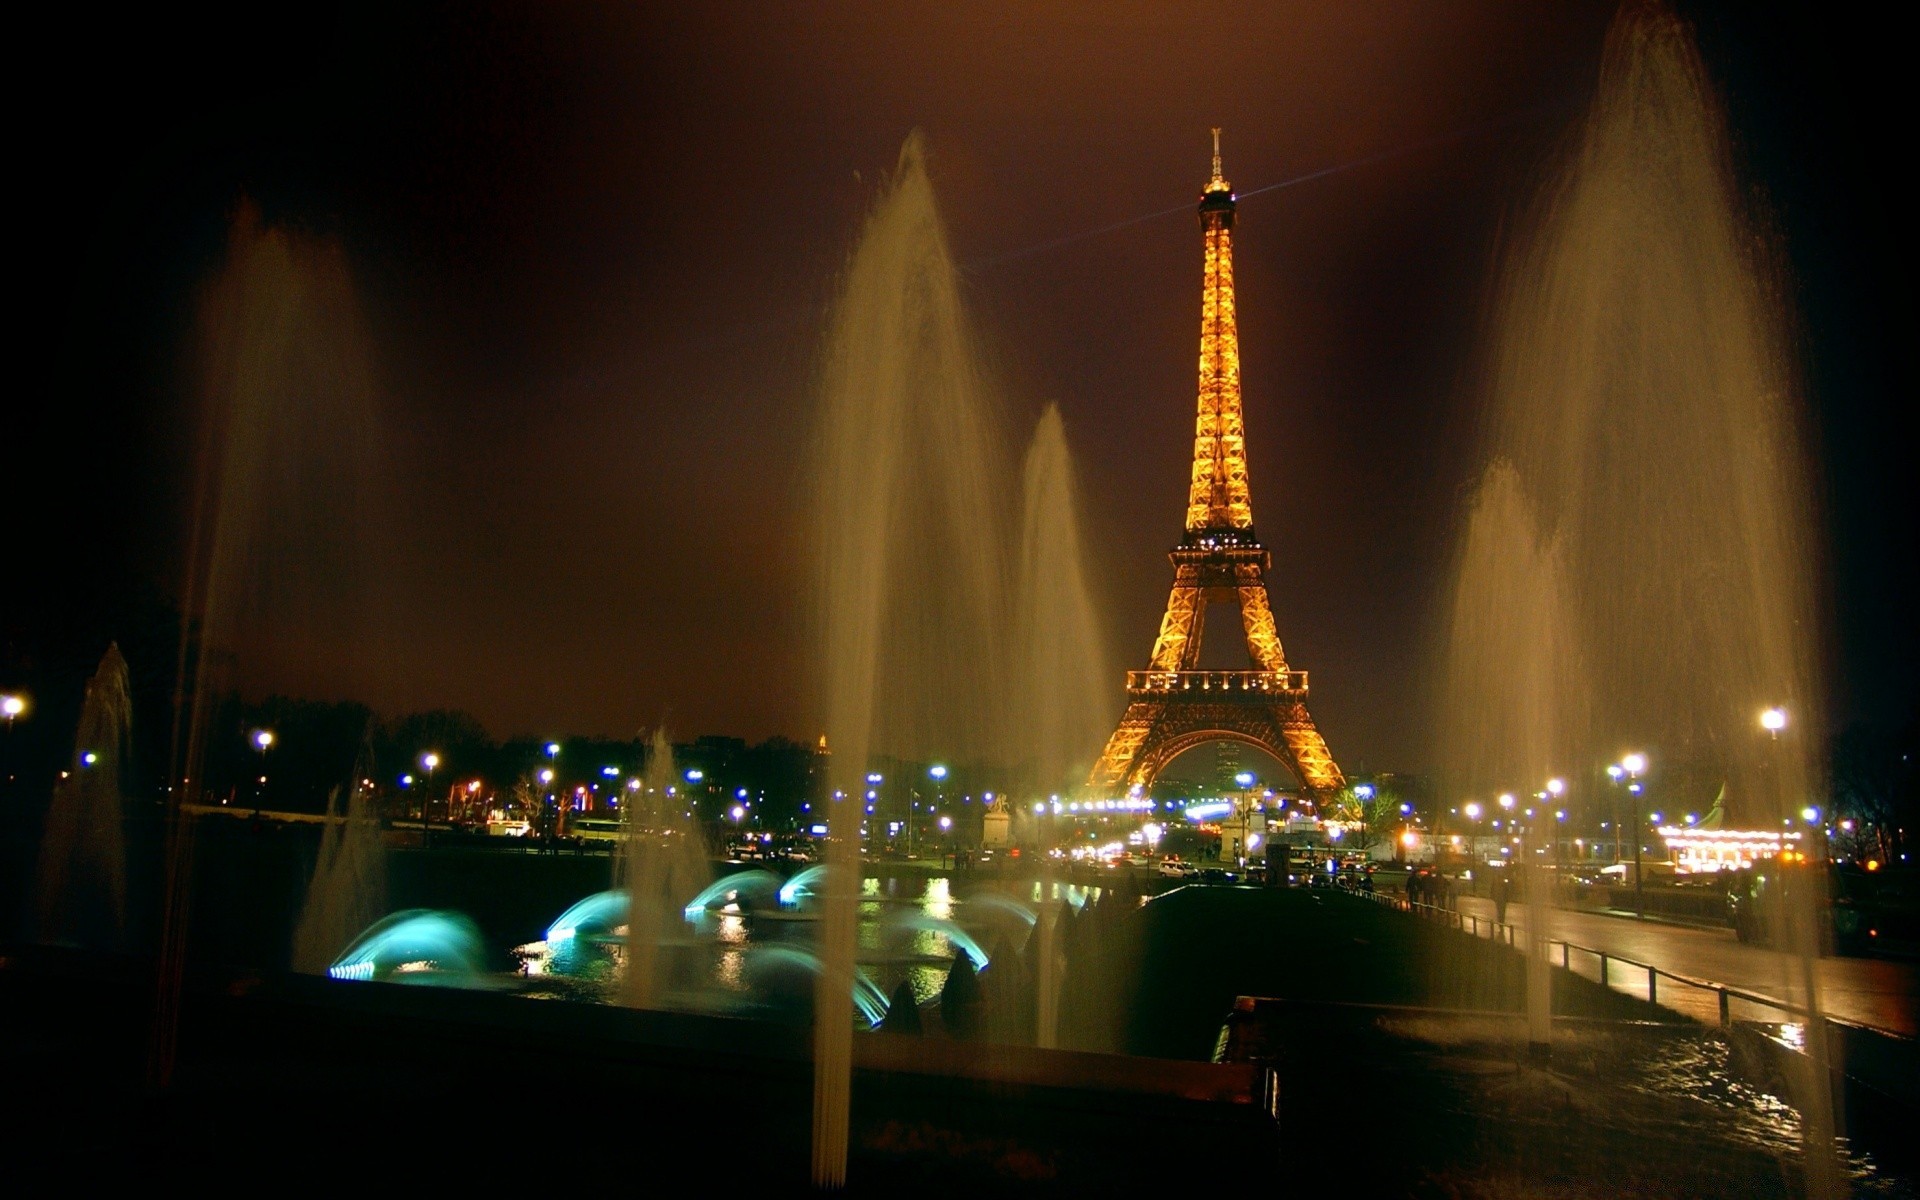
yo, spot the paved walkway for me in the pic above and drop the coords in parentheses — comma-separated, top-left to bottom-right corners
(1434, 894, 1916, 1037)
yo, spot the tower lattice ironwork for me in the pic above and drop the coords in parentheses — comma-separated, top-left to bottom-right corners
(1088, 132, 1345, 798)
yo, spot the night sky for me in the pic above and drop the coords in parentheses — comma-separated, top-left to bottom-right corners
(13, 2, 1911, 776)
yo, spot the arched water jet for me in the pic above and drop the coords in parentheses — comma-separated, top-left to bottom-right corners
(328, 909, 483, 985)
(778, 864, 831, 907)
(682, 870, 782, 917)
(747, 946, 889, 1028)
(961, 892, 1037, 929)
(546, 890, 630, 946)
(887, 912, 990, 971)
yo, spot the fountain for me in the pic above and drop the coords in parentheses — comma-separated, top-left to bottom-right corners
(810, 130, 1015, 1185)
(33, 644, 132, 948)
(327, 909, 483, 984)
(1016, 403, 1113, 1047)
(746, 946, 890, 1028)
(1440, 2, 1833, 1185)
(546, 889, 630, 946)
(1016, 404, 1115, 794)
(886, 911, 990, 971)
(154, 206, 392, 1078)
(614, 728, 712, 1008)
(777, 864, 830, 907)
(290, 757, 387, 975)
(682, 870, 781, 917)
(808, 129, 1120, 1182)
(169, 204, 391, 804)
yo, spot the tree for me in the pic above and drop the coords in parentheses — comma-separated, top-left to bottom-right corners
(1830, 721, 1917, 865)
(1332, 778, 1404, 857)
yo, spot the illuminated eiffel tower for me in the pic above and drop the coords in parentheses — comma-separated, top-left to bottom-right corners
(1088, 132, 1345, 798)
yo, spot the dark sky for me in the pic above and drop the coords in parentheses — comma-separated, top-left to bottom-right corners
(14, 2, 1912, 774)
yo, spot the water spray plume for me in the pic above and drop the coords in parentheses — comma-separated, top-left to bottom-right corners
(1440, 3, 1831, 1181)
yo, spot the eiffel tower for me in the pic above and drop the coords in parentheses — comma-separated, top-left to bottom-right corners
(1088, 132, 1345, 799)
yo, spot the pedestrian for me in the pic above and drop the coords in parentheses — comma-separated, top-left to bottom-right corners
(1492, 870, 1512, 925)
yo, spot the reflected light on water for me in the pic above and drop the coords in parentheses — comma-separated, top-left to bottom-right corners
(924, 876, 953, 920)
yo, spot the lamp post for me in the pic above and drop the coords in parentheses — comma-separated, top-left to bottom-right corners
(420, 752, 441, 844)
(0, 692, 24, 791)
(924, 765, 947, 860)
(1353, 783, 1375, 870)
(1545, 778, 1565, 893)
(1621, 752, 1647, 918)
(1605, 764, 1625, 864)
(251, 729, 274, 808)
(1463, 801, 1483, 864)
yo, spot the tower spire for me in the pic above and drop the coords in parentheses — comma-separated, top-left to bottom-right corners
(1188, 128, 1250, 532)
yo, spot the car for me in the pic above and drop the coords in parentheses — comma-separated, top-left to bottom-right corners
(1158, 858, 1198, 878)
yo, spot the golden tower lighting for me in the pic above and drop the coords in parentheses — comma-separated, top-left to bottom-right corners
(1089, 131, 1344, 798)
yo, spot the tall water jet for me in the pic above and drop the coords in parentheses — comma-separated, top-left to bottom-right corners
(173, 205, 392, 791)
(1441, 462, 1580, 1038)
(34, 644, 132, 948)
(614, 727, 709, 1008)
(811, 131, 1011, 1186)
(1015, 403, 1113, 1046)
(1444, 3, 1830, 1184)
(290, 768, 387, 975)
(1016, 404, 1114, 793)
(156, 203, 392, 1080)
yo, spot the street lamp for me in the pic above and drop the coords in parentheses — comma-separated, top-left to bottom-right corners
(1354, 783, 1375, 865)
(421, 752, 441, 833)
(1605, 764, 1624, 863)
(1620, 753, 1647, 917)
(922, 765, 947, 859)
(1542, 777, 1565, 886)
(0, 692, 25, 789)
(1761, 707, 1788, 738)
(252, 729, 274, 807)
(1463, 801, 1483, 862)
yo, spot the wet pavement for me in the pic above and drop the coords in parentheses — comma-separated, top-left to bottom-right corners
(1445, 894, 1917, 1036)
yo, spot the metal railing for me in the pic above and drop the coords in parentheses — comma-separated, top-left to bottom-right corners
(1125, 669, 1308, 694)
(1353, 887, 1817, 1028)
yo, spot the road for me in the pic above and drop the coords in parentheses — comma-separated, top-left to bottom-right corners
(1442, 893, 1917, 1037)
